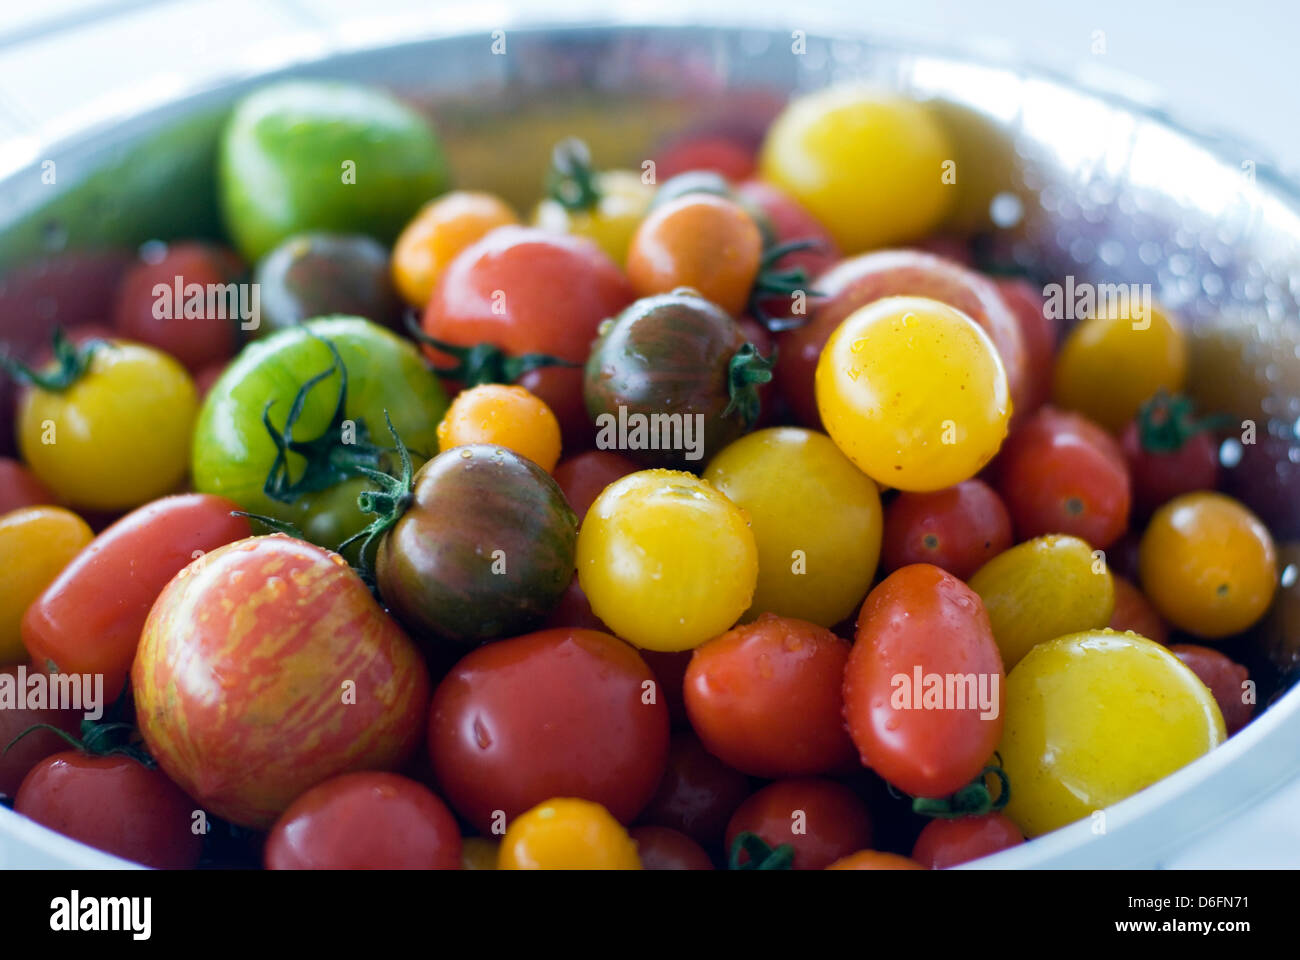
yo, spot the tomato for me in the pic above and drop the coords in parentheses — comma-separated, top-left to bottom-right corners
(626, 194, 763, 315)
(427, 628, 668, 833)
(0, 507, 92, 664)
(15, 338, 198, 512)
(1225, 431, 1300, 540)
(1170, 644, 1253, 736)
(758, 86, 952, 253)
(460, 836, 499, 870)
(576, 471, 758, 651)
(654, 134, 756, 181)
(0, 663, 82, 799)
(994, 406, 1131, 548)
(133, 534, 431, 828)
(826, 850, 925, 870)
(994, 277, 1056, 416)
(435, 383, 562, 473)
(1119, 392, 1220, 517)
(552, 450, 639, 523)
(910, 813, 1024, 868)
(373, 444, 577, 646)
(499, 798, 642, 870)
(684, 613, 855, 778)
(640, 647, 692, 728)
(881, 479, 1013, 581)
(637, 732, 751, 848)
(264, 772, 461, 869)
(844, 564, 1005, 798)
(1053, 301, 1188, 432)
(422, 225, 634, 448)
(816, 296, 1012, 492)
(725, 778, 872, 870)
(392, 191, 518, 307)
(968, 534, 1115, 670)
(703, 427, 881, 626)
(1108, 574, 1169, 644)
(533, 143, 655, 265)
(628, 825, 714, 870)
(1138, 492, 1277, 639)
(541, 576, 609, 633)
(778, 250, 1029, 429)
(192, 316, 448, 550)
(254, 233, 402, 336)
(0, 458, 55, 513)
(23, 494, 251, 701)
(1000, 630, 1224, 837)
(15, 752, 202, 868)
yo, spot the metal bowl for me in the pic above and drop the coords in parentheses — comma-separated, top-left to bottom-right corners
(1, 20, 1298, 869)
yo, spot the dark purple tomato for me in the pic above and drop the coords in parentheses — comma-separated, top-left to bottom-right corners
(254, 232, 401, 336)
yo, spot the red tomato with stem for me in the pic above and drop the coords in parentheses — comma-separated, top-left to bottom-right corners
(0, 663, 81, 798)
(1170, 644, 1253, 735)
(881, 479, 1014, 580)
(733, 179, 840, 322)
(0, 459, 56, 514)
(637, 732, 751, 849)
(725, 778, 872, 870)
(1120, 392, 1220, 517)
(911, 812, 1024, 868)
(629, 825, 714, 870)
(552, 450, 639, 524)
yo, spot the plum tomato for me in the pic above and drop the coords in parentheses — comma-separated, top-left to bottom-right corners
(844, 564, 1005, 798)
(628, 826, 714, 870)
(1138, 492, 1277, 639)
(910, 812, 1024, 868)
(0, 663, 82, 799)
(498, 798, 642, 870)
(552, 450, 639, 524)
(881, 478, 1012, 581)
(427, 628, 669, 833)
(391, 191, 518, 307)
(533, 141, 655, 265)
(1120, 392, 1221, 517)
(253, 232, 402, 335)
(725, 777, 872, 870)
(0, 458, 55, 514)
(1108, 574, 1169, 644)
(968, 534, 1115, 670)
(994, 405, 1131, 548)
(994, 277, 1056, 416)
(0, 507, 92, 664)
(684, 613, 856, 778)
(637, 732, 751, 848)
(1170, 644, 1253, 736)
(826, 850, 925, 870)
(436, 383, 562, 473)
(758, 86, 952, 253)
(815, 296, 1012, 492)
(703, 427, 881, 625)
(576, 471, 758, 651)
(264, 772, 462, 870)
(1000, 630, 1224, 837)
(1052, 300, 1188, 433)
(15, 752, 203, 869)
(133, 534, 432, 828)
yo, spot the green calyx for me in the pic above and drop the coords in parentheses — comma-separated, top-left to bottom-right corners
(728, 831, 795, 870)
(405, 313, 577, 385)
(544, 137, 602, 212)
(337, 411, 416, 585)
(911, 765, 1011, 820)
(722, 342, 777, 429)
(0, 328, 107, 393)
(747, 237, 825, 333)
(3, 687, 153, 768)
(1136, 390, 1231, 454)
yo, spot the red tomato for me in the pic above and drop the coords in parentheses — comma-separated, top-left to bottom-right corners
(1109, 575, 1169, 644)
(994, 406, 1131, 549)
(0, 458, 56, 514)
(844, 564, 1005, 798)
(15, 751, 202, 868)
(1170, 644, 1253, 735)
(133, 534, 431, 828)
(0, 663, 81, 798)
(427, 628, 668, 833)
(916, 235, 975, 266)
(1120, 395, 1220, 517)
(552, 450, 639, 524)
(881, 479, 1014, 581)
(654, 135, 757, 182)
(637, 732, 751, 848)
(421, 226, 634, 448)
(684, 613, 855, 778)
(641, 648, 692, 728)
(733, 179, 840, 322)
(541, 576, 609, 632)
(112, 241, 244, 373)
(628, 825, 714, 870)
(994, 278, 1057, 417)
(22, 493, 252, 701)
(725, 778, 872, 870)
(911, 813, 1024, 868)
(826, 849, 926, 870)
(264, 772, 461, 870)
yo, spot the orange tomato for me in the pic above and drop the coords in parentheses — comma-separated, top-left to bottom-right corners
(391, 191, 518, 307)
(436, 383, 562, 473)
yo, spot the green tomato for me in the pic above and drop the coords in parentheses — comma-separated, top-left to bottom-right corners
(192, 315, 448, 549)
(1000, 629, 1225, 838)
(219, 81, 450, 261)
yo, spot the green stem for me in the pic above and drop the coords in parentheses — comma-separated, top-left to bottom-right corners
(728, 831, 795, 870)
(747, 238, 826, 332)
(404, 313, 577, 385)
(911, 765, 1011, 819)
(0, 329, 106, 392)
(721, 342, 776, 429)
(1136, 391, 1233, 454)
(337, 410, 417, 585)
(544, 137, 601, 212)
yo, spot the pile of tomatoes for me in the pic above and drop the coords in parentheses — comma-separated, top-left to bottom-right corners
(0, 78, 1291, 871)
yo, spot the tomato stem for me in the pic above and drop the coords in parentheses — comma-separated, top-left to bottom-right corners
(0, 328, 106, 393)
(1136, 390, 1232, 454)
(338, 410, 416, 585)
(728, 831, 795, 870)
(911, 765, 1011, 819)
(747, 238, 825, 332)
(544, 137, 602, 211)
(721, 342, 776, 429)
(404, 312, 578, 385)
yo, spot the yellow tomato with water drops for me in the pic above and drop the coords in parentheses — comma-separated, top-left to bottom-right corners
(436, 383, 562, 473)
(0, 506, 93, 664)
(498, 798, 641, 870)
(815, 296, 1011, 492)
(534, 169, 655, 266)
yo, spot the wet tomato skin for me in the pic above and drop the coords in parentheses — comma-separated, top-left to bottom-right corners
(911, 812, 1024, 869)
(629, 825, 715, 870)
(1170, 644, 1253, 736)
(881, 479, 1013, 581)
(1108, 575, 1169, 645)
(725, 777, 872, 870)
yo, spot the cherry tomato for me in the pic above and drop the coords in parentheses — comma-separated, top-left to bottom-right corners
(725, 778, 872, 870)
(0, 663, 81, 799)
(844, 564, 1005, 798)
(1120, 393, 1220, 517)
(0, 458, 56, 514)
(733, 179, 840, 323)
(994, 277, 1056, 416)
(534, 155, 655, 266)
(910, 813, 1024, 868)
(264, 772, 462, 870)
(15, 751, 202, 868)
(994, 406, 1131, 548)
(499, 798, 642, 870)
(637, 732, 751, 848)
(881, 479, 1013, 581)
(0, 507, 92, 664)
(577, 471, 758, 651)
(826, 850, 925, 870)
(427, 628, 669, 833)
(654, 135, 756, 181)
(626, 194, 763, 316)
(392, 191, 518, 307)
(254, 232, 402, 336)
(1000, 630, 1224, 837)
(1170, 644, 1253, 736)
(1108, 575, 1169, 645)
(23, 494, 251, 701)
(541, 576, 609, 633)
(436, 383, 562, 473)
(816, 296, 1011, 492)
(640, 648, 692, 728)
(552, 450, 639, 524)
(628, 825, 714, 870)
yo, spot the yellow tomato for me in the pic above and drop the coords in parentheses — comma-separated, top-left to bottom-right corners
(1000, 629, 1224, 837)
(533, 169, 654, 265)
(703, 427, 881, 626)
(498, 798, 641, 870)
(576, 470, 758, 651)
(391, 191, 518, 307)
(436, 383, 562, 473)
(758, 86, 953, 252)
(1138, 492, 1277, 638)
(0, 506, 93, 664)
(969, 534, 1115, 669)
(815, 296, 1011, 492)
(1052, 300, 1187, 432)
(460, 836, 499, 870)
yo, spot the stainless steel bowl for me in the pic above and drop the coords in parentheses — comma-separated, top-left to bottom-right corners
(1, 20, 1298, 869)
